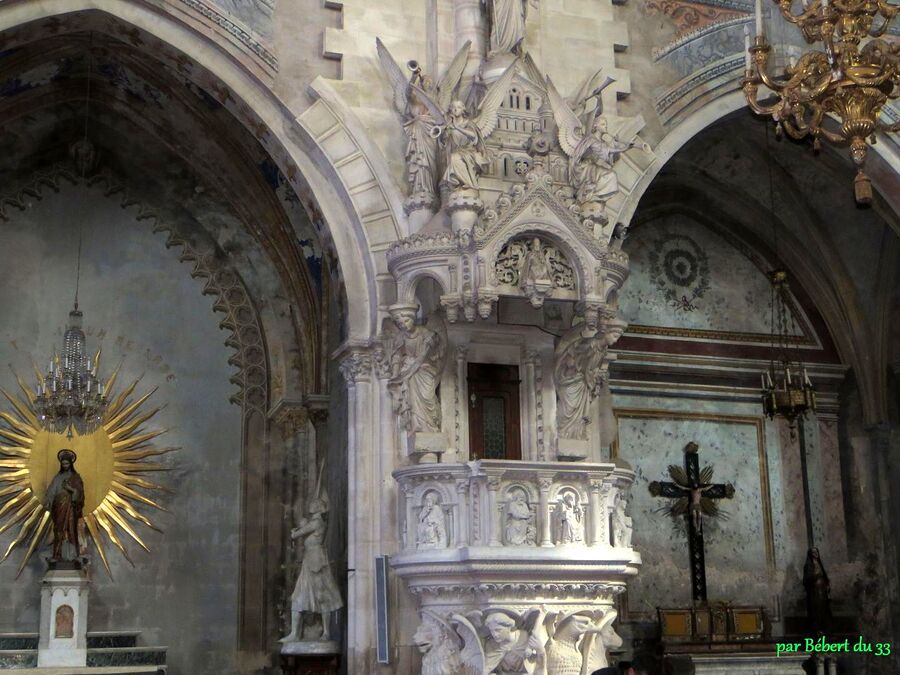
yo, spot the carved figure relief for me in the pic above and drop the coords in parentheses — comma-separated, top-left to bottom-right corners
(504, 487, 536, 546)
(555, 490, 585, 545)
(612, 491, 633, 548)
(376, 39, 471, 215)
(417, 492, 448, 550)
(386, 305, 446, 433)
(494, 237, 576, 308)
(545, 609, 621, 674)
(414, 611, 464, 675)
(483, 0, 539, 56)
(546, 76, 650, 225)
(553, 307, 608, 441)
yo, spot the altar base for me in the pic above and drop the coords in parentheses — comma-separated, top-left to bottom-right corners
(38, 568, 89, 668)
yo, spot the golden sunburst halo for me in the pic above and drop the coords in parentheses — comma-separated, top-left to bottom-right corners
(0, 358, 174, 578)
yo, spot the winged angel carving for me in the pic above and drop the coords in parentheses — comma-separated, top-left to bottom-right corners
(377, 39, 518, 205)
(545, 76, 651, 224)
(414, 606, 622, 675)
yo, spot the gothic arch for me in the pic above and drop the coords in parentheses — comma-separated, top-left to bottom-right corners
(0, 0, 390, 342)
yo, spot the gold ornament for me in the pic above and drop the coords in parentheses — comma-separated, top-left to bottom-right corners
(0, 363, 173, 577)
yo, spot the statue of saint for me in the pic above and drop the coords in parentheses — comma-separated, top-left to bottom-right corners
(44, 449, 85, 562)
(483, 0, 537, 56)
(518, 238, 552, 293)
(416, 493, 448, 549)
(803, 547, 831, 632)
(554, 307, 607, 441)
(556, 492, 585, 545)
(505, 489, 535, 546)
(281, 497, 343, 643)
(387, 305, 446, 433)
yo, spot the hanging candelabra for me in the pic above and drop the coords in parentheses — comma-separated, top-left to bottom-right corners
(761, 270, 816, 429)
(742, 0, 899, 204)
(34, 305, 107, 438)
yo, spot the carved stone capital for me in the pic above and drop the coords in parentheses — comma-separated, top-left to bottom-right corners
(338, 349, 373, 384)
(271, 402, 309, 440)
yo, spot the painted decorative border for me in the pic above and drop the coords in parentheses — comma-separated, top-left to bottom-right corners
(175, 0, 278, 71)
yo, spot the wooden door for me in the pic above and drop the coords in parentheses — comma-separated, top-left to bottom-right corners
(467, 363, 521, 460)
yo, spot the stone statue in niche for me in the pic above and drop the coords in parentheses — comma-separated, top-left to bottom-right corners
(482, 0, 538, 56)
(544, 609, 619, 675)
(518, 238, 554, 308)
(803, 547, 831, 632)
(494, 237, 576, 307)
(555, 491, 585, 545)
(44, 449, 85, 563)
(504, 488, 536, 546)
(413, 611, 464, 675)
(375, 39, 471, 223)
(280, 497, 343, 644)
(612, 491, 632, 548)
(553, 306, 608, 441)
(386, 304, 446, 434)
(416, 492, 448, 550)
(546, 76, 650, 225)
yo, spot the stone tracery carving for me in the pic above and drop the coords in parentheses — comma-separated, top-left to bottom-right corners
(494, 236, 575, 307)
(385, 304, 446, 433)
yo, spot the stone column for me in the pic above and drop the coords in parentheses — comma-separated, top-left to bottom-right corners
(339, 348, 376, 673)
(487, 475, 502, 546)
(589, 480, 610, 547)
(455, 346, 469, 457)
(454, 0, 486, 71)
(538, 474, 554, 547)
(456, 478, 470, 547)
(305, 395, 329, 499)
(522, 350, 538, 460)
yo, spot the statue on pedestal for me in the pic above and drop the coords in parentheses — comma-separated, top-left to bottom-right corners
(803, 547, 831, 633)
(386, 304, 446, 434)
(44, 449, 85, 563)
(554, 307, 607, 441)
(483, 0, 538, 56)
(281, 496, 343, 644)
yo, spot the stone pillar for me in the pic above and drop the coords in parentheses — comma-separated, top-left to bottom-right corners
(538, 474, 554, 547)
(455, 346, 469, 458)
(454, 0, 485, 72)
(38, 568, 89, 667)
(306, 395, 330, 498)
(589, 480, 609, 547)
(523, 350, 538, 460)
(456, 479, 470, 547)
(339, 348, 376, 674)
(487, 475, 502, 546)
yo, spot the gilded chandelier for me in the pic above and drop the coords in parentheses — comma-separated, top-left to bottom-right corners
(743, 0, 899, 203)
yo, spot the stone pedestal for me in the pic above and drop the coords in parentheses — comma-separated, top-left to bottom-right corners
(558, 438, 590, 461)
(402, 430, 447, 462)
(38, 568, 90, 668)
(280, 641, 339, 675)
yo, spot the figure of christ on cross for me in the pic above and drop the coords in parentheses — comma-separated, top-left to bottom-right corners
(649, 442, 736, 603)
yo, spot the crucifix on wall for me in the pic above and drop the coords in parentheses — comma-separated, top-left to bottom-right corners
(649, 442, 736, 604)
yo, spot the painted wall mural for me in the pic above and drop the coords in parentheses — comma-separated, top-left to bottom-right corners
(620, 213, 811, 341)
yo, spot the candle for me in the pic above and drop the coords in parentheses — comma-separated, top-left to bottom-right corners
(786, 367, 792, 385)
(744, 25, 752, 69)
(761, 372, 766, 389)
(803, 368, 812, 387)
(755, 0, 764, 37)
(52, 379, 57, 392)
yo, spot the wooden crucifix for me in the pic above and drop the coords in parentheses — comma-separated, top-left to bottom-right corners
(649, 442, 736, 604)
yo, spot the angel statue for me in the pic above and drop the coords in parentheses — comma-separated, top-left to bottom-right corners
(410, 63, 518, 204)
(545, 75, 650, 224)
(386, 304, 446, 433)
(543, 609, 620, 675)
(450, 607, 548, 674)
(376, 38, 471, 222)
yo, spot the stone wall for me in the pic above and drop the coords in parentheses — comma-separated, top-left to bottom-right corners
(0, 185, 242, 674)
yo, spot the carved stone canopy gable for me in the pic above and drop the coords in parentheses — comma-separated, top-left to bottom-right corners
(494, 236, 576, 296)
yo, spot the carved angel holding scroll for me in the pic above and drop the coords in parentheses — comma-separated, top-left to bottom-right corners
(376, 38, 471, 211)
(546, 75, 650, 224)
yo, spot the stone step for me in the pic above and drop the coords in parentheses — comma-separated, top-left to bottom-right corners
(0, 632, 142, 651)
(0, 645, 166, 670)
